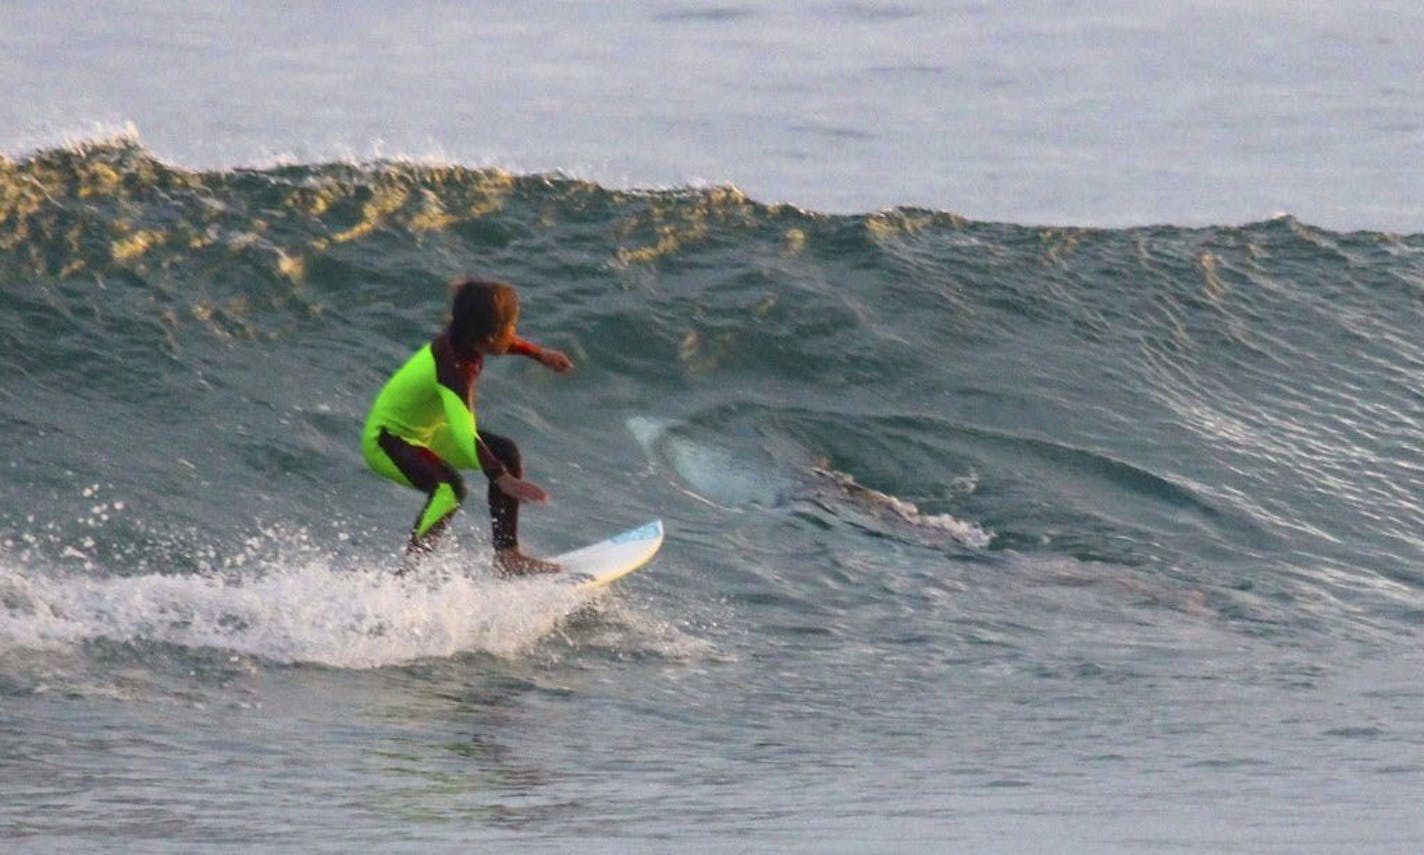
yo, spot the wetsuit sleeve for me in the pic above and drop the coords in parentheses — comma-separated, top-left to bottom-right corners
(509, 337, 542, 358)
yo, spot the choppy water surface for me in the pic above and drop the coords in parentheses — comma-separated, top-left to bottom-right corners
(2, 143, 1421, 851)
(4, 2, 1424, 847)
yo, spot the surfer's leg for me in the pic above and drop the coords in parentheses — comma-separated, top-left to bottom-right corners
(479, 431, 522, 551)
(480, 432, 558, 575)
(375, 429, 466, 570)
(409, 477, 466, 552)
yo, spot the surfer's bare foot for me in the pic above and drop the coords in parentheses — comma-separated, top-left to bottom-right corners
(494, 549, 561, 576)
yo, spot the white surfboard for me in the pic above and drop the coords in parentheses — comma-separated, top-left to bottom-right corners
(552, 520, 664, 590)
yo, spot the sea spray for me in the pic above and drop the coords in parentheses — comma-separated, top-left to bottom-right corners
(0, 548, 599, 668)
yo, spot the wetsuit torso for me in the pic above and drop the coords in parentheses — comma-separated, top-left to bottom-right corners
(362, 332, 541, 480)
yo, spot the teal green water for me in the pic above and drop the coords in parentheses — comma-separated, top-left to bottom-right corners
(2, 142, 1423, 850)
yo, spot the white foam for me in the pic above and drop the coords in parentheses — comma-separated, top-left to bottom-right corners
(0, 552, 598, 669)
(808, 466, 994, 548)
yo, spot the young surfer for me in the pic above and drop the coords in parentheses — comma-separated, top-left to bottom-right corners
(362, 278, 574, 575)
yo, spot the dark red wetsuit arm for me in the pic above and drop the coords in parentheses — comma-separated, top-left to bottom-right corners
(487, 338, 552, 479)
(509, 337, 542, 358)
(431, 333, 507, 479)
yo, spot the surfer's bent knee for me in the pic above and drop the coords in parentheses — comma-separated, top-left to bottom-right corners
(479, 431, 523, 479)
(372, 428, 465, 495)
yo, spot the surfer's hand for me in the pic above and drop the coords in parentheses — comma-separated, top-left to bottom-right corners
(495, 473, 549, 503)
(538, 349, 574, 373)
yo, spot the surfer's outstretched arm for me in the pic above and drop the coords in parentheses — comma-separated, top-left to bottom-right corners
(509, 337, 574, 373)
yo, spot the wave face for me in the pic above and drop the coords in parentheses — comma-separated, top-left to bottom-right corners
(2, 139, 1423, 665)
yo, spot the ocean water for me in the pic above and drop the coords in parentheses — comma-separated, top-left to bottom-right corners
(5, 1, 1424, 230)
(3, 4, 1424, 853)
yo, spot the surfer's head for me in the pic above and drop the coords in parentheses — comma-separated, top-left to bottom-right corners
(448, 278, 520, 356)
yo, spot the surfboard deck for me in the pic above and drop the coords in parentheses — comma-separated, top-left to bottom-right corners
(552, 520, 664, 590)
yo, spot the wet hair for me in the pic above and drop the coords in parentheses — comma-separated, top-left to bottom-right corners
(447, 279, 519, 355)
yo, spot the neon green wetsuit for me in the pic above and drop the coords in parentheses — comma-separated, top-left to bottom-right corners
(362, 343, 480, 482)
(363, 332, 539, 552)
